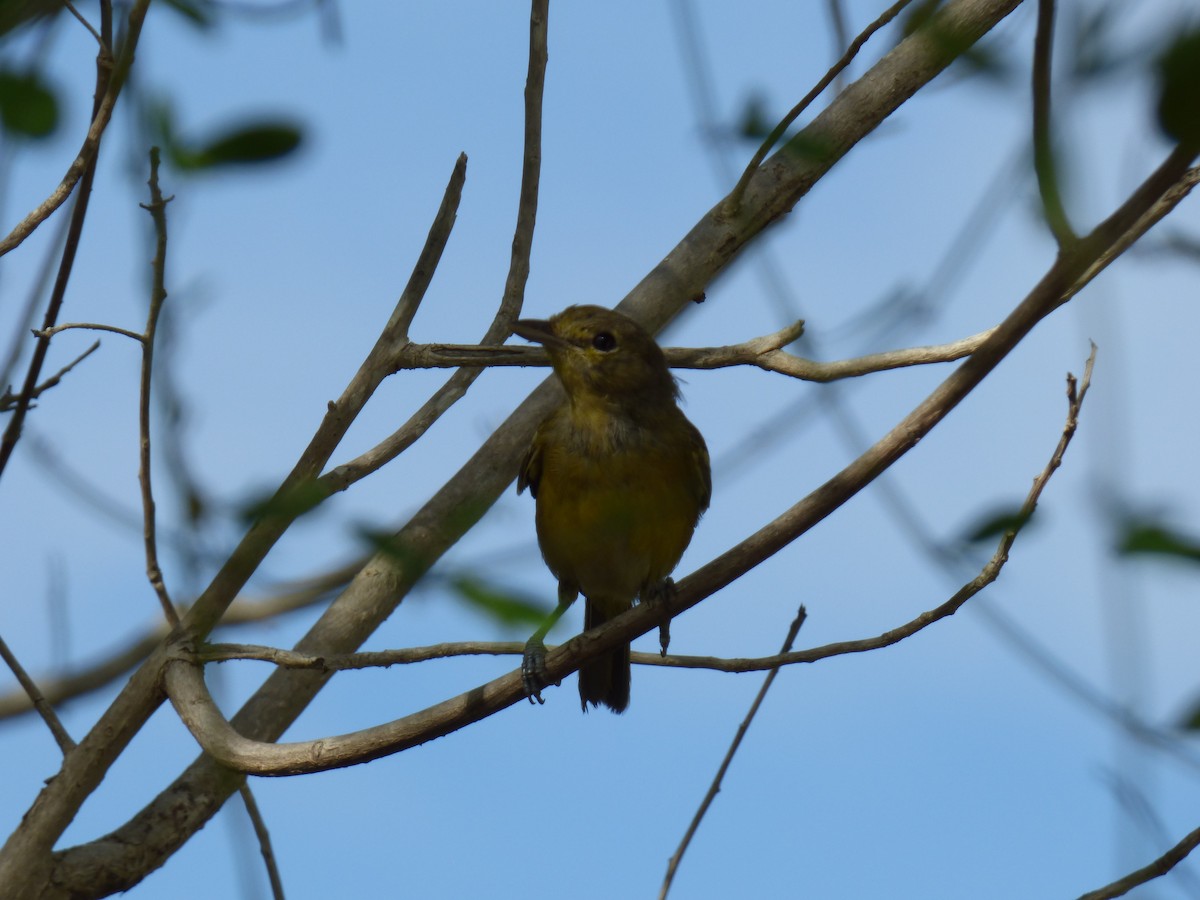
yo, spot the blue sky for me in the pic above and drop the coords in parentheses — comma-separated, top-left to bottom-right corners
(2, 1, 1200, 897)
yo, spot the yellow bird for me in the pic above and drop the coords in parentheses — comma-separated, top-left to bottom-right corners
(514, 305, 711, 712)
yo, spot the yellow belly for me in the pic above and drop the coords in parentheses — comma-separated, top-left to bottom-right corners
(534, 440, 702, 603)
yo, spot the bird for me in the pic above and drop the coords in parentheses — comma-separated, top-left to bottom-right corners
(514, 305, 710, 712)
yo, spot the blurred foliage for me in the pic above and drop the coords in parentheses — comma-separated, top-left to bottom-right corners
(1156, 26, 1200, 148)
(1180, 697, 1200, 731)
(159, 0, 217, 30)
(1115, 518, 1200, 564)
(240, 477, 330, 524)
(1063, 3, 1144, 83)
(149, 99, 303, 172)
(0, 0, 61, 39)
(447, 576, 549, 629)
(0, 69, 58, 139)
(962, 506, 1036, 544)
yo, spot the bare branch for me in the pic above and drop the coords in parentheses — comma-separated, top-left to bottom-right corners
(0, 1, 135, 481)
(1076, 823, 1200, 900)
(62, 0, 107, 48)
(0, 0, 149, 258)
(138, 148, 181, 628)
(237, 784, 286, 900)
(0, 340, 99, 413)
(0, 633, 74, 754)
(389, 321, 997, 384)
(33, 323, 145, 343)
(660, 606, 808, 899)
(318, 0, 548, 491)
(0, 559, 360, 721)
(495, 0, 548, 334)
(726, 0, 914, 213)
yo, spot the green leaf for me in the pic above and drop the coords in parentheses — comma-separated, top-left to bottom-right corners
(737, 94, 772, 141)
(1156, 27, 1200, 148)
(1116, 520, 1200, 564)
(448, 576, 549, 629)
(963, 506, 1035, 543)
(0, 69, 58, 139)
(239, 477, 329, 524)
(357, 528, 434, 577)
(173, 121, 303, 171)
(159, 0, 215, 29)
(1180, 696, 1200, 732)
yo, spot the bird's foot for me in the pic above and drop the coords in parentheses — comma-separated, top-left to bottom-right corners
(522, 637, 559, 705)
(646, 577, 677, 656)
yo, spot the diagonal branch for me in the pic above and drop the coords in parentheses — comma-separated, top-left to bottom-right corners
(659, 606, 808, 899)
(0, 1, 128, 481)
(0, 633, 74, 754)
(1076, 823, 1200, 900)
(237, 784, 285, 900)
(0, 340, 100, 413)
(726, 0, 915, 213)
(0, 0, 149, 259)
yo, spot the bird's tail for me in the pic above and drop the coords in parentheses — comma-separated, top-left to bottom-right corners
(578, 598, 631, 713)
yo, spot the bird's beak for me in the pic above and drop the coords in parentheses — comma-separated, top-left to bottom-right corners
(513, 318, 565, 349)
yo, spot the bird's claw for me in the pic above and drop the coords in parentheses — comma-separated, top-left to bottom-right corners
(522, 637, 556, 704)
(647, 577, 677, 656)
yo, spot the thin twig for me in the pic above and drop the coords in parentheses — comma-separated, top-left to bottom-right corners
(0, 0, 122, 480)
(237, 783, 286, 900)
(0, 340, 100, 412)
(726, 0, 914, 213)
(137, 149, 181, 628)
(1032, 0, 1075, 244)
(660, 606, 807, 899)
(322, 0, 548, 491)
(62, 0, 107, 48)
(0, 212, 70, 393)
(0, 632, 75, 753)
(34, 322, 145, 343)
(0, 558, 360, 721)
(494, 0, 548, 334)
(825, 0, 851, 91)
(390, 321, 996, 384)
(1076, 823, 1200, 900)
(0, 0, 151, 259)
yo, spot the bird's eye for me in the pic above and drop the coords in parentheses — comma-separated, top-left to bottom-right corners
(591, 332, 617, 352)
